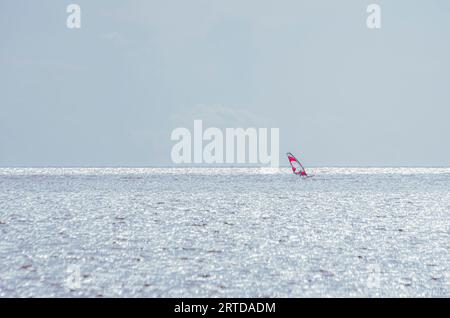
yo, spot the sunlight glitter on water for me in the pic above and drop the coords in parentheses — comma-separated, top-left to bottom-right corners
(0, 168, 449, 297)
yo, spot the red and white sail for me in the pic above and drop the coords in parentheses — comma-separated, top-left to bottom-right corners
(287, 152, 307, 176)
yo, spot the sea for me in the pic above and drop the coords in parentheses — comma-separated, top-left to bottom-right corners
(0, 167, 449, 297)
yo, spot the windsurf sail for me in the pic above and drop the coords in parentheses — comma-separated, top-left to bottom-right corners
(287, 152, 307, 176)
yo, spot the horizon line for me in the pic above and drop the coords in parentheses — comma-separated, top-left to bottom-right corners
(1, 165, 450, 169)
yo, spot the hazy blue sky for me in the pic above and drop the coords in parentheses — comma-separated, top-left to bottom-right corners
(1, 0, 449, 166)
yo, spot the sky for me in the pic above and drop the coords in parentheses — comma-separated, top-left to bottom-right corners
(1, 0, 449, 166)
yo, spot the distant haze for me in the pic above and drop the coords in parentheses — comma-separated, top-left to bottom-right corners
(1, 0, 449, 166)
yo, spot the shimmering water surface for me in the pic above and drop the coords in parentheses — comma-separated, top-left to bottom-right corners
(0, 167, 449, 297)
